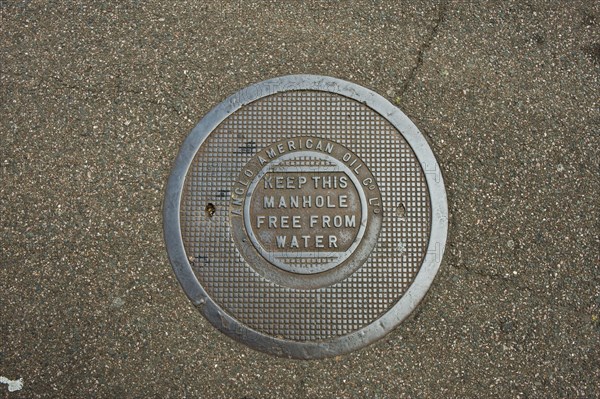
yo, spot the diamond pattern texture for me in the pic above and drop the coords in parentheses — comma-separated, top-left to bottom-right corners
(180, 91, 431, 341)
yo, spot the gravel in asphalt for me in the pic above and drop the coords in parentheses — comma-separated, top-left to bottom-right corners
(1, 1, 598, 397)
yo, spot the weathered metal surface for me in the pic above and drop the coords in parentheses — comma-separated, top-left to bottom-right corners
(163, 75, 448, 359)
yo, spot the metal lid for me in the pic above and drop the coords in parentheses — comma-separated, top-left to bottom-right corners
(164, 75, 448, 359)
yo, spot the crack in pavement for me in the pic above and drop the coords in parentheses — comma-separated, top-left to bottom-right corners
(397, 0, 448, 100)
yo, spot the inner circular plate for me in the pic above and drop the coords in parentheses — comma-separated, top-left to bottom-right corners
(164, 75, 448, 359)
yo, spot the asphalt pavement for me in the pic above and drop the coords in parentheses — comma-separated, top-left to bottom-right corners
(1, 1, 599, 397)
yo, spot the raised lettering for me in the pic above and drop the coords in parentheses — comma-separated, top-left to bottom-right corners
(333, 215, 342, 227)
(310, 215, 318, 227)
(278, 196, 287, 208)
(315, 235, 324, 248)
(312, 176, 321, 188)
(327, 196, 335, 208)
(303, 196, 312, 208)
(286, 176, 295, 188)
(345, 215, 356, 227)
(369, 197, 381, 207)
(298, 176, 307, 188)
(276, 236, 286, 248)
(232, 197, 242, 207)
(264, 196, 274, 208)
(275, 176, 284, 188)
(290, 235, 299, 248)
(339, 176, 348, 188)
(302, 235, 310, 246)
(263, 175, 273, 189)
(339, 195, 348, 208)
(315, 196, 324, 208)
(329, 235, 338, 248)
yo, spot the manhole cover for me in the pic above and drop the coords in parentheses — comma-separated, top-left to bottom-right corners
(164, 75, 448, 359)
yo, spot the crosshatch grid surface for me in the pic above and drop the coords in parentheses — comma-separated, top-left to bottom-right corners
(180, 91, 431, 341)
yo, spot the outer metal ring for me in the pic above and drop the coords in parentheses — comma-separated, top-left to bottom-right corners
(163, 75, 448, 359)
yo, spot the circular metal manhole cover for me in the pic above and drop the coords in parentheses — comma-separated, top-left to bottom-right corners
(164, 75, 448, 359)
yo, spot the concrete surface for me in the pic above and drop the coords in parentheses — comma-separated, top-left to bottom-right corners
(1, 0, 598, 397)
